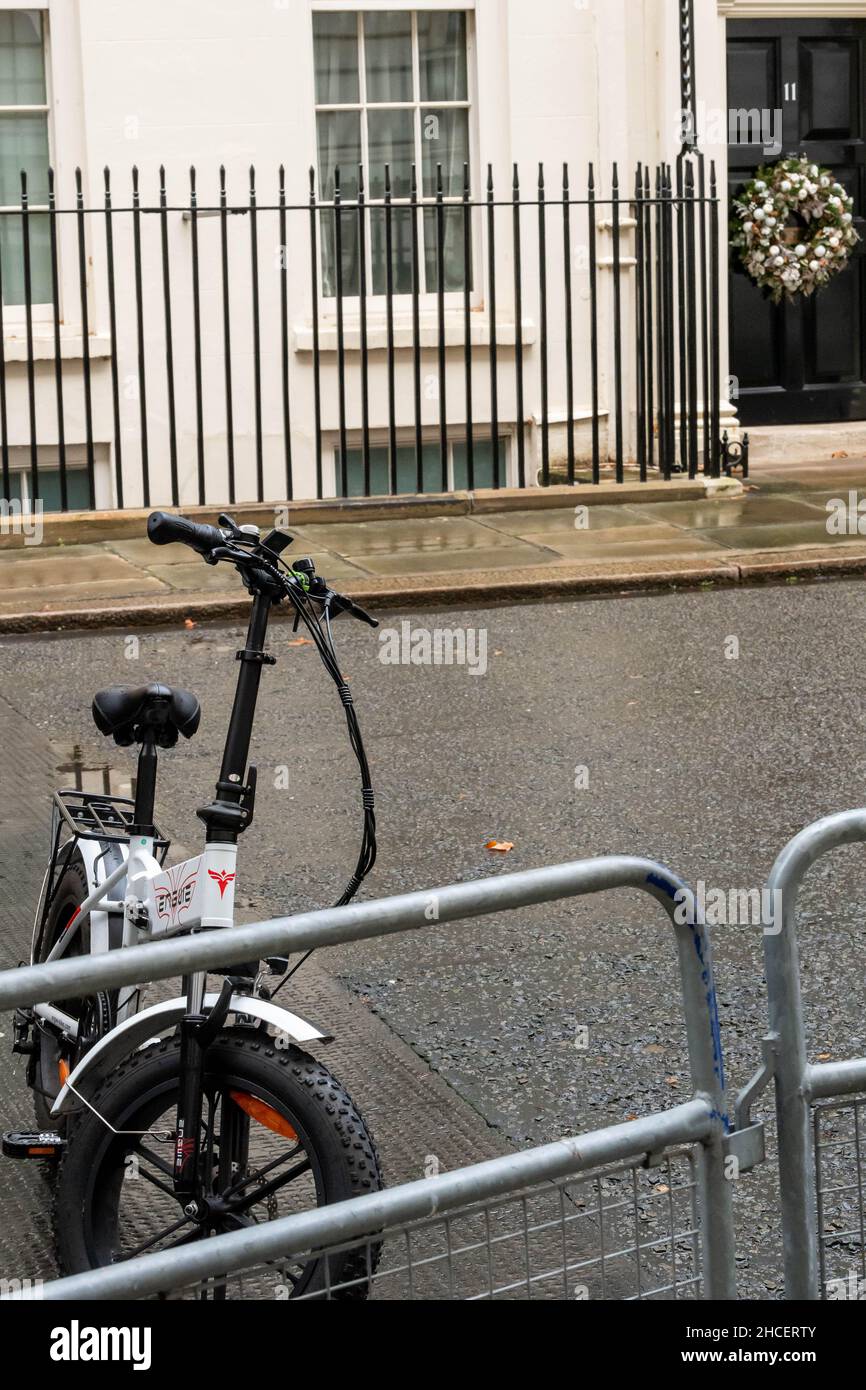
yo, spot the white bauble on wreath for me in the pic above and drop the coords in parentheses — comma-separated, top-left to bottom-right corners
(732, 155, 859, 304)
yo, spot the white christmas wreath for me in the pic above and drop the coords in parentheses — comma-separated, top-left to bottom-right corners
(732, 156, 859, 304)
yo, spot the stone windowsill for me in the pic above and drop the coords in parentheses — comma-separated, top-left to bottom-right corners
(293, 316, 537, 354)
(2, 327, 112, 362)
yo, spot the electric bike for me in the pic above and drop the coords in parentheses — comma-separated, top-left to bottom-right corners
(4, 511, 382, 1299)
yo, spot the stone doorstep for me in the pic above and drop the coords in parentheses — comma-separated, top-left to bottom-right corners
(0, 477, 741, 551)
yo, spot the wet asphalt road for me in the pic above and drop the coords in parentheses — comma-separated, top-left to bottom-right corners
(2, 578, 866, 1297)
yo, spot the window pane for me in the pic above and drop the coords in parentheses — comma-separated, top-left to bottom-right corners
(452, 438, 507, 490)
(418, 11, 467, 102)
(370, 205, 416, 295)
(0, 112, 49, 204)
(33, 468, 91, 513)
(1, 470, 23, 505)
(0, 210, 51, 305)
(346, 444, 441, 497)
(313, 11, 359, 105)
(316, 109, 361, 200)
(317, 111, 361, 296)
(367, 108, 414, 199)
(0, 10, 45, 106)
(421, 108, 469, 197)
(423, 206, 470, 293)
(364, 11, 413, 103)
(319, 207, 361, 298)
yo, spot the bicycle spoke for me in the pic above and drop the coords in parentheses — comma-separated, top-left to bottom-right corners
(223, 1142, 303, 1198)
(134, 1164, 177, 1201)
(231, 1156, 312, 1215)
(137, 1143, 174, 1180)
(122, 1213, 192, 1260)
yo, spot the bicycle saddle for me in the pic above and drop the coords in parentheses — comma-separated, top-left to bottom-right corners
(92, 683, 201, 749)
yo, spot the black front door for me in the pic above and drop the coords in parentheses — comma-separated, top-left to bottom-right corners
(728, 18, 866, 425)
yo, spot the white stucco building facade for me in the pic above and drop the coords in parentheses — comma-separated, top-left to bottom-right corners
(0, 0, 862, 509)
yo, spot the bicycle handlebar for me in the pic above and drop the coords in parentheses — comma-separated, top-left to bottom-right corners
(147, 512, 226, 556)
(147, 512, 378, 628)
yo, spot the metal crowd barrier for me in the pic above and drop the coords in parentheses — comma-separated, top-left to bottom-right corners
(0, 854, 737, 1301)
(5, 823, 865, 1302)
(757, 812, 866, 1301)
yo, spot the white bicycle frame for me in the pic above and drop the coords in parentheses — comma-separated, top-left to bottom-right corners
(33, 834, 239, 1038)
(33, 829, 331, 1121)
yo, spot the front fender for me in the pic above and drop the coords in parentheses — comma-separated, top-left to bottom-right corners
(51, 993, 333, 1117)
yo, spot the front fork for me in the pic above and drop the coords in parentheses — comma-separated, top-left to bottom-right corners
(172, 974, 246, 1212)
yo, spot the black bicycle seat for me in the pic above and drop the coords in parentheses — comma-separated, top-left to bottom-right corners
(92, 683, 201, 749)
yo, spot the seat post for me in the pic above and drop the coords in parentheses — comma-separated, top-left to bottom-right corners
(131, 733, 158, 837)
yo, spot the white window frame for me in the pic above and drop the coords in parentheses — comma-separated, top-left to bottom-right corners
(0, 4, 53, 322)
(313, 5, 481, 313)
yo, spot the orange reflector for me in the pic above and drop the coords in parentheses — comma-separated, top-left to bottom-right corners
(28, 1147, 55, 1156)
(229, 1090, 297, 1141)
(58, 1060, 70, 1087)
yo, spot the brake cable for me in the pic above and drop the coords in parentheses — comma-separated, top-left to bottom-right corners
(224, 542, 377, 996)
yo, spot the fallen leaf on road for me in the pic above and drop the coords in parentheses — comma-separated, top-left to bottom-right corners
(666, 1076, 679, 1087)
(287, 637, 314, 648)
(832, 451, 849, 459)
(817, 1052, 832, 1062)
(486, 840, 515, 854)
(184, 618, 196, 629)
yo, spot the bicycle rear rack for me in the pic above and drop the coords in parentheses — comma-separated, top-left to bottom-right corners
(52, 789, 169, 855)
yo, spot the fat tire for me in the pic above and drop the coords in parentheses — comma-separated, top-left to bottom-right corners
(54, 1032, 383, 1300)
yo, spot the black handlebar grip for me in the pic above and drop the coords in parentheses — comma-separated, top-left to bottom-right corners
(147, 512, 225, 556)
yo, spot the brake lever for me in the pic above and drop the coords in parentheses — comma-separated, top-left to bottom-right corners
(207, 543, 248, 567)
(330, 592, 379, 629)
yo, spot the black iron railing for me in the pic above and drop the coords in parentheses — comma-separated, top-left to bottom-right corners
(0, 160, 739, 515)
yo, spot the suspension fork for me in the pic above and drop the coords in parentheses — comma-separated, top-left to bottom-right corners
(173, 977, 234, 1209)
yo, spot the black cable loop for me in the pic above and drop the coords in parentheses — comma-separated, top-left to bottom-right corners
(260, 549, 377, 999)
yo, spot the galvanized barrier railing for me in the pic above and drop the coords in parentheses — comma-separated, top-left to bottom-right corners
(0, 854, 737, 1301)
(756, 812, 866, 1301)
(25, 1110, 712, 1302)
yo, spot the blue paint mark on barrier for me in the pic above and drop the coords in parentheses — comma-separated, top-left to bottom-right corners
(645, 871, 730, 1134)
(645, 870, 677, 901)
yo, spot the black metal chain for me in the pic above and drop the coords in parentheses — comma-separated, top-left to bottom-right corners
(680, 0, 699, 153)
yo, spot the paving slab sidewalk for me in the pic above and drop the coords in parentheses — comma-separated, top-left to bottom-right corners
(2, 472, 866, 632)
